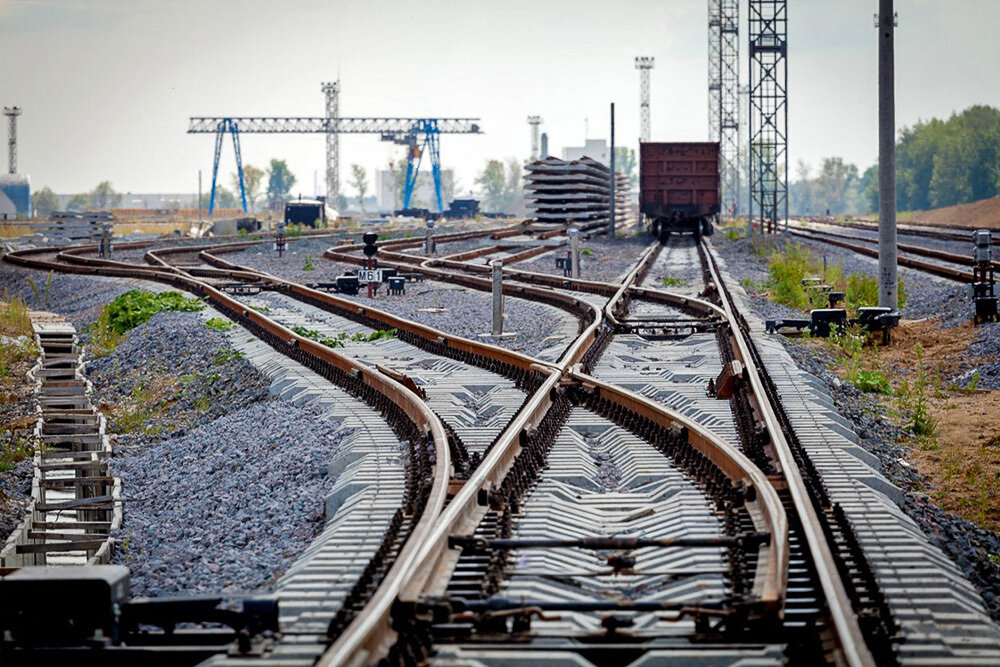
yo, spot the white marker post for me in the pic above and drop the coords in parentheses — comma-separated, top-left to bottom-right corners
(569, 228, 581, 278)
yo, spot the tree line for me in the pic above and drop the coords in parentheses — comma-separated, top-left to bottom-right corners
(30, 159, 301, 216)
(791, 105, 1000, 216)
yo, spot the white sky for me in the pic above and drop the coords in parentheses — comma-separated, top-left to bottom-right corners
(2, 0, 998, 197)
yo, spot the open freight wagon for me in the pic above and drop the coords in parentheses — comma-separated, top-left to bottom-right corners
(640, 142, 720, 238)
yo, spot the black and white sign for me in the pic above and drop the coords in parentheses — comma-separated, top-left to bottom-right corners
(357, 269, 383, 282)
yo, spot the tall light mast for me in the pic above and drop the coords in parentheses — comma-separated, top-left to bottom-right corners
(634, 57, 654, 143)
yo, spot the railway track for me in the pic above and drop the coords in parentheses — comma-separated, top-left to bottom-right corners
(787, 224, 975, 282)
(4, 224, 1000, 665)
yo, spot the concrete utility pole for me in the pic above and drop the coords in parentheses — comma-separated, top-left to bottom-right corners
(878, 0, 898, 309)
(4, 106, 21, 174)
(609, 102, 616, 237)
(527, 116, 542, 161)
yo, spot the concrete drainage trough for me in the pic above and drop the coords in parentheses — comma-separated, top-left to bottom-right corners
(0, 312, 121, 568)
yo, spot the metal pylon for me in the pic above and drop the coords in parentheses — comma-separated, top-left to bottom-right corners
(322, 80, 340, 204)
(748, 0, 788, 234)
(718, 0, 739, 218)
(635, 57, 654, 143)
(402, 120, 445, 212)
(3, 106, 21, 174)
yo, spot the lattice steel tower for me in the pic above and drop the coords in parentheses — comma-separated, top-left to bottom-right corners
(634, 57, 654, 143)
(4, 106, 21, 174)
(527, 116, 542, 160)
(708, 1, 739, 218)
(322, 81, 340, 202)
(748, 0, 787, 234)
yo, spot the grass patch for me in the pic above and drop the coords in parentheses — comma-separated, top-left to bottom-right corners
(662, 276, 690, 288)
(291, 326, 398, 349)
(0, 428, 35, 472)
(302, 255, 316, 271)
(763, 241, 907, 315)
(108, 376, 175, 435)
(580, 248, 594, 256)
(203, 317, 233, 332)
(285, 224, 303, 238)
(0, 293, 32, 338)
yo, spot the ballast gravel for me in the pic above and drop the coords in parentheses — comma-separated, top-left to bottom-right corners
(112, 401, 348, 597)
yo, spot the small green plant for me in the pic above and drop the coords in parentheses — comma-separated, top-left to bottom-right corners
(966, 371, 981, 393)
(204, 317, 233, 332)
(302, 255, 316, 271)
(0, 292, 32, 337)
(580, 248, 594, 256)
(237, 228, 249, 238)
(725, 228, 742, 241)
(192, 395, 212, 412)
(662, 276, 690, 288)
(895, 343, 937, 438)
(285, 224, 303, 238)
(854, 369, 891, 395)
(250, 233, 261, 240)
(251, 305, 271, 314)
(213, 348, 245, 365)
(291, 325, 343, 348)
(0, 430, 35, 472)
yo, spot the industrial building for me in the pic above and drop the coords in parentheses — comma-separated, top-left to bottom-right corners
(562, 139, 610, 165)
(0, 174, 30, 219)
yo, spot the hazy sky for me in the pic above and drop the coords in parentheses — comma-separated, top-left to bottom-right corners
(2, 0, 999, 198)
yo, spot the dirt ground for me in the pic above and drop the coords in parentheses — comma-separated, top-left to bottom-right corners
(905, 194, 1000, 229)
(848, 319, 1000, 531)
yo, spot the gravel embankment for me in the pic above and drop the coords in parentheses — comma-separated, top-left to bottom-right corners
(88, 311, 270, 447)
(79, 309, 345, 596)
(112, 401, 348, 597)
(714, 234, 1000, 619)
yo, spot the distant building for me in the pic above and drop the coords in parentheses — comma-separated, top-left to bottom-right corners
(376, 169, 454, 212)
(0, 174, 31, 219)
(562, 139, 609, 166)
(54, 193, 196, 211)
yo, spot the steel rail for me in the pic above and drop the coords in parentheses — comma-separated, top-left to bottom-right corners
(701, 238, 875, 666)
(792, 224, 990, 270)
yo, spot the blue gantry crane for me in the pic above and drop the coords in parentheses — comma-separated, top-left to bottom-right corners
(188, 114, 481, 216)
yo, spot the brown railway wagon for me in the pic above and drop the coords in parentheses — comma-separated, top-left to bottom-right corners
(640, 141, 720, 237)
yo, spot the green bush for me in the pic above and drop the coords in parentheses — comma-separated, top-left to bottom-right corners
(100, 290, 204, 336)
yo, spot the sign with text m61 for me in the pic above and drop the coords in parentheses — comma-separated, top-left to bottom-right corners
(357, 269, 383, 283)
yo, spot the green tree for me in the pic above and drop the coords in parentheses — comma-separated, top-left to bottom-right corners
(476, 158, 522, 213)
(614, 147, 638, 190)
(199, 186, 236, 210)
(476, 160, 506, 212)
(266, 159, 297, 204)
(32, 186, 59, 217)
(858, 164, 879, 213)
(89, 181, 121, 209)
(349, 164, 369, 211)
(232, 164, 265, 212)
(66, 194, 88, 211)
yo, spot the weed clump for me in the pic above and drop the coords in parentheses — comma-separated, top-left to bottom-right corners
(89, 290, 205, 356)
